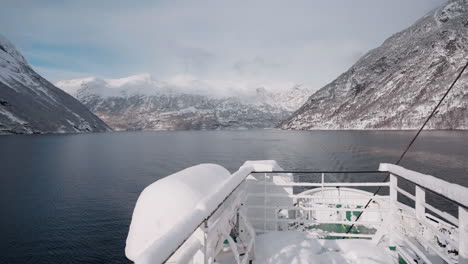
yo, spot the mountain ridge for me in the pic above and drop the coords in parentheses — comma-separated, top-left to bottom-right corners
(0, 34, 111, 134)
(56, 75, 314, 131)
(279, 0, 468, 130)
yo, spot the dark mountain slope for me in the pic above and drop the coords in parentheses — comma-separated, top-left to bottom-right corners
(280, 0, 468, 130)
(0, 34, 110, 134)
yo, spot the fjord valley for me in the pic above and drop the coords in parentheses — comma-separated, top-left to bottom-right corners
(1, 0, 468, 264)
(1, 1, 468, 134)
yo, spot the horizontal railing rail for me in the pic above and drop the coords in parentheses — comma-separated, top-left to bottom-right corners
(378, 163, 468, 264)
(379, 163, 468, 210)
(253, 168, 468, 208)
(251, 170, 388, 174)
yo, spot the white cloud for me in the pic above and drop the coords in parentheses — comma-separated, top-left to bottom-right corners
(1, 0, 446, 91)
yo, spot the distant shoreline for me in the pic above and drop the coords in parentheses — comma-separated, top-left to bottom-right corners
(1, 128, 468, 136)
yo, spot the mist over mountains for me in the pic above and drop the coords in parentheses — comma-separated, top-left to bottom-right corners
(56, 74, 314, 130)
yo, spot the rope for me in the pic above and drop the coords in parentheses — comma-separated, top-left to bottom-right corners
(345, 58, 468, 235)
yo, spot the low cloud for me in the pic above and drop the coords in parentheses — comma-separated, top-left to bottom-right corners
(1, 0, 446, 92)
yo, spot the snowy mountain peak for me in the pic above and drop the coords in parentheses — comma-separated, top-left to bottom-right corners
(55, 74, 316, 131)
(436, 0, 468, 23)
(255, 87, 267, 94)
(105, 73, 158, 87)
(0, 34, 28, 65)
(57, 75, 314, 111)
(0, 35, 110, 134)
(279, 0, 468, 130)
(56, 73, 168, 99)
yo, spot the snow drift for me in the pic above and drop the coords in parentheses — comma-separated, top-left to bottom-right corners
(125, 164, 231, 261)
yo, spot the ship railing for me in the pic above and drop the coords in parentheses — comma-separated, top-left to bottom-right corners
(247, 170, 390, 238)
(247, 164, 468, 264)
(379, 163, 468, 264)
(134, 165, 255, 264)
(135, 162, 468, 264)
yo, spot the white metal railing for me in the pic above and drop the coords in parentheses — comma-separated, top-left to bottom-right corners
(246, 171, 390, 239)
(130, 161, 468, 264)
(133, 165, 255, 264)
(380, 163, 468, 264)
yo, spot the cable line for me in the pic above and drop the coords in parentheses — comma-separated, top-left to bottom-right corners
(345, 58, 468, 235)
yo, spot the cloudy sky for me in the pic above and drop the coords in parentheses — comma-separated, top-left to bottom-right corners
(1, 0, 446, 91)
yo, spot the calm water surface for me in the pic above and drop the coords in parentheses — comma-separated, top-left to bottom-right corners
(0, 130, 467, 263)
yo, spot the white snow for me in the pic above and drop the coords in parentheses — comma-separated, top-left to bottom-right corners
(55, 73, 314, 112)
(0, 107, 27, 124)
(436, 1, 466, 23)
(125, 161, 467, 264)
(132, 164, 254, 263)
(126, 161, 287, 263)
(55, 75, 167, 98)
(242, 160, 284, 172)
(125, 164, 232, 261)
(379, 163, 468, 207)
(0, 34, 60, 105)
(0, 34, 28, 65)
(254, 231, 395, 264)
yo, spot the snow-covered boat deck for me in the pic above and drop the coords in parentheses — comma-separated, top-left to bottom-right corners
(124, 161, 468, 264)
(253, 231, 394, 264)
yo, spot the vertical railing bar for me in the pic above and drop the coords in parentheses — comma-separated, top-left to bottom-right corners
(264, 173, 267, 232)
(389, 174, 398, 249)
(203, 221, 209, 264)
(321, 173, 325, 197)
(415, 186, 426, 221)
(459, 206, 468, 263)
(275, 209, 278, 231)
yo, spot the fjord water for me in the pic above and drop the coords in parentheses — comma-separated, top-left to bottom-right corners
(0, 130, 467, 263)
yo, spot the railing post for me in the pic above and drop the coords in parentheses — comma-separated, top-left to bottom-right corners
(275, 209, 278, 231)
(389, 174, 398, 249)
(321, 173, 325, 195)
(264, 173, 267, 232)
(460, 206, 468, 264)
(203, 222, 210, 264)
(415, 186, 425, 221)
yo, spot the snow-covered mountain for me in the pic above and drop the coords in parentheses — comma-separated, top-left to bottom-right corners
(0, 34, 110, 134)
(279, 0, 468, 130)
(56, 74, 313, 131)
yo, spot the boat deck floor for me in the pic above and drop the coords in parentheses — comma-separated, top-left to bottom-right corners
(253, 231, 395, 264)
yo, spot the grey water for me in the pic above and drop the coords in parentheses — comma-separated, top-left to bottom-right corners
(0, 130, 467, 263)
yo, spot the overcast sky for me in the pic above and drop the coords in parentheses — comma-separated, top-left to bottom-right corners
(1, 0, 446, 91)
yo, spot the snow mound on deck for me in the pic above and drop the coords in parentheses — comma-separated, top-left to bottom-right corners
(255, 231, 395, 264)
(125, 164, 231, 261)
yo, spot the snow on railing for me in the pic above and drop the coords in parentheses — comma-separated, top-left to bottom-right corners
(247, 171, 390, 237)
(379, 163, 468, 264)
(130, 166, 254, 264)
(125, 162, 468, 264)
(126, 161, 284, 264)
